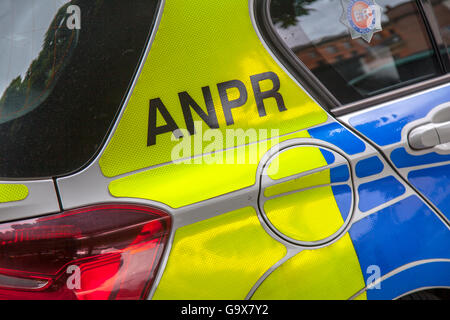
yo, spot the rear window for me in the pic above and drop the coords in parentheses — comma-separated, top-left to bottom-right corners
(268, 0, 443, 104)
(0, 0, 160, 178)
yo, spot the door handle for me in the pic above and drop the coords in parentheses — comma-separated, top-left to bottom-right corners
(409, 121, 450, 150)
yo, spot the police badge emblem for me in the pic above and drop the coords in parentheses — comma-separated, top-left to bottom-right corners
(340, 0, 382, 43)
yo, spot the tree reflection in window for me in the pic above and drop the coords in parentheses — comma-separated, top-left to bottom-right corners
(0, 2, 78, 124)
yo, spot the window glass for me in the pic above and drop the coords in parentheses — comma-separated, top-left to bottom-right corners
(428, 0, 450, 69)
(269, 0, 442, 104)
(0, 0, 159, 178)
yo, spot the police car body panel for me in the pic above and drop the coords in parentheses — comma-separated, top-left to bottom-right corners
(0, 0, 449, 300)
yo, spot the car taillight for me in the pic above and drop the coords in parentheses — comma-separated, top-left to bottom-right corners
(0, 204, 171, 300)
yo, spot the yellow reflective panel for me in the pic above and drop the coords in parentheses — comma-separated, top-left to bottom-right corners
(251, 234, 365, 300)
(267, 146, 328, 180)
(354, 292, 368, 300)
(99, 0, 327, 178)
(153, 207, 286, 300)
(109, 146, 260, 209)
(264, 186, 344, 242)
(109, 131, 310, 208)
(0, 184, 28, 203)
(264, 169, 331, 198)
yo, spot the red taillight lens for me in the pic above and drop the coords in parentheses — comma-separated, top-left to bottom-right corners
(0, 204, 171, 300)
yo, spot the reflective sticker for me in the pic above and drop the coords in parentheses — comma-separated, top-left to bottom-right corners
(264, 186, 347, 242)
(333, 185, 353, 222)
(0, 184, 28, 203)
(408, 164, 450, 221)
(330, 165, 350, 183)
(309, 122, 366, 155)
(251, 234, 365, 300)
(391, 147, 450, 169)
(357, 176, 406, 212)
(349, 195, 450, 292)
(152, 207, 286, 300)
(267, 146, 330, 181)
(264, 169, 331, 198)
(109, 130, 310, 208)
(364, 261, 450, 300)
(340, 0, 382, 43)
(354, 292, 368, 300)
(99, 0, 328, 178)
(355, 156, 384, 178)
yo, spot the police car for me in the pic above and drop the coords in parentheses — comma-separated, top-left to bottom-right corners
(0, 0, 449, 300)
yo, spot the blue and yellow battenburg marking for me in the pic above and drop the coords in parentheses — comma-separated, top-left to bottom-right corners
(350, 195, 450, 299)
(346, 81, 450, 298)
(96, 0, 450, 299)
(349, 84, 450, 221)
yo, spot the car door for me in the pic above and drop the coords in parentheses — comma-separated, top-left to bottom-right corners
(86, 0, 445, 300)
(248, 0, 450, 300)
